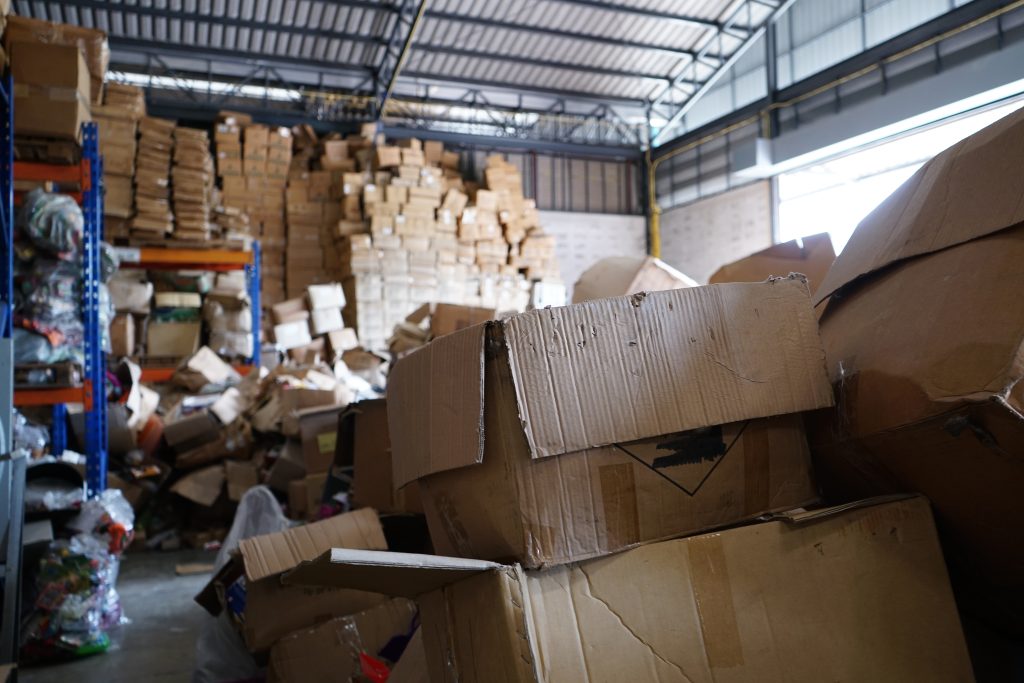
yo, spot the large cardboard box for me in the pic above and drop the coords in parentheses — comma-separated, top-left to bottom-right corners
(195, 508, 388, 651)
(146, 321, 201, 357)
(11, 41, 91, 140)
(5, 15, 109, 104)
(709, 232, 836, 295)
(336, 399, 421, 514)
(810, 108, 1024, 628)
(284, 496, 974, 683)
(268, 597, 418, 683)
(387, 278, 834, 567)
(572, 256, 697, 303)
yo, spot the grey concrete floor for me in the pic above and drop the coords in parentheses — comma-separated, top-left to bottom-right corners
(22, 549, 217, 683)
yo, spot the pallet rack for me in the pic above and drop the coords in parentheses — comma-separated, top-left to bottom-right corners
(115, 241, 262, 382)
(11, 122, 108, 497)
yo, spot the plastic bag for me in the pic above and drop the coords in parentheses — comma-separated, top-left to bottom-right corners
(12, 328, 56, 364)
(192, 487, 289, 683)
(99, 241, 119, 283)
(20, 490, 135, 662)
(18, 189, 84, 257)
(12, 408, 49, 455)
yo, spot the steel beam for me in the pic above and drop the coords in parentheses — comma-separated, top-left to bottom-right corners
(381, 125, 643, 159)
(544, 0, 720, 29)
(56, 0, 387, 44)
(423, 9, 701, 57)
(376, 0, 429, 116)
(402, 71, 648, 105)
(411, 44, 681, 83)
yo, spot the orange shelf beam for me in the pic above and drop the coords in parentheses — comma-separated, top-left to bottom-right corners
(118, 247, 253, 271)
(14, 381, 93, 409)
(139, 364, 255, 383)
(13, 159, 91, 188)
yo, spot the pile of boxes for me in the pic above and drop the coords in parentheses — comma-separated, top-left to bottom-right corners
(284, 166, 339, 300)
(131, 116, 176, 238)
(203, 270, 254, 361)
(192, 278, 976, 681)
(216, 115, 290, 304)
(171, 126, 215, 241)
(94, 84, 145, 239)
(270, 282, 358, 365)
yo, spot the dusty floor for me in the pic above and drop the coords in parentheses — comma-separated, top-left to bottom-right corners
(22, 549, 217, 683)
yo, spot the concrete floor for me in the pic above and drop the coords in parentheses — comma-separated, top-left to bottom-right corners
(22, 549, 217, 683)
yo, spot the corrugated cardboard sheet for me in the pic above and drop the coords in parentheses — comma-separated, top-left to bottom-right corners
(815, 107, 1024, 305)
(709, 232, 835, 295)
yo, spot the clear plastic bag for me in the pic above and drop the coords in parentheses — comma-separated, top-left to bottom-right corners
(12, 408, 49, 455)
(18, 189, 84, 257)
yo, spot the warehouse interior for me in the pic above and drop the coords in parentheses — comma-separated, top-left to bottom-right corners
(2, 0, 1024, 681)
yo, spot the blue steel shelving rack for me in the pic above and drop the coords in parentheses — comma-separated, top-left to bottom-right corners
(0, 71, 24, 671)
(11, 122, 108, 497)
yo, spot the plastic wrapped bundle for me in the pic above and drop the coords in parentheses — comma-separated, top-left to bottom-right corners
(16, 258, 85, 360)
(99, 241, 119, 283)
(18, 189, 84, 257)
(20, 491, 134, 663)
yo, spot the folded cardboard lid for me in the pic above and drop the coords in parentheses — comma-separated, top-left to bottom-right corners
(282, 548, 502, 597)
(237, 507, 387, 582)
(709, 232, 835, 295)
(815, 107, 1024, 305)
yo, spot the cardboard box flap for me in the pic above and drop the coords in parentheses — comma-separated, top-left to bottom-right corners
(765, 494, 920, 525)
(504, 277, 834, 459)
(709, 232, 836, 295)
(815, 107, 1024, 305)
(282, 548, 501, 597)
(387, 325, 486, 488)
(237, 507, 387, 582)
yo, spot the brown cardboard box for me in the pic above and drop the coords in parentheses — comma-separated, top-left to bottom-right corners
(430, 303, 493, 338)
(5, 16, 109, 104)
(271, 298, 309, 324)
(146, 321, 201, 358)
(387, 278, 833, 567)
(287, 404, 347, 474)
(11, 42, 91, 140)
(195, 508, 388, 652)
(375, 145, 401, 168)
(268, 598, 418, 683)
(288, 472, 327, 519)
(226, 458, 260, 502)
(811, 108, 1024, 627)
(336, 399, 421, 514)
(286, 496, 974, 683)
(709, 232, 836, 294)
(171, 464, 224, 506)
(103, 174, 134, 217)
(572, 256, 698, 303)
(110, 313, 134, 357)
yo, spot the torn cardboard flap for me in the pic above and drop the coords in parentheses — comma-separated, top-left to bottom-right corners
(815, 107, 1024, 305)
(238, 507, 388, 583)
(709, 232, 835, 295)
(283, 548, 502, 597)
(387, 325, 486, 489)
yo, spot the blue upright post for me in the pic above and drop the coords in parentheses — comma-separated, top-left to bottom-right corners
(81, 122, 107, 497)
(50, 404, 67, 454)
(247, 240, 261, 367)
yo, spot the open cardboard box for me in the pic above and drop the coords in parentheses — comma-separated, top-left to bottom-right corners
(387, 277, 834, 567)
(195, 507, 388, 651)
(283, 496, 973, 683)
(709, 232, 835, 295)
(811, 107, 1024, 627)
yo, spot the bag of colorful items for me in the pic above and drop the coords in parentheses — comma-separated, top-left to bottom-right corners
(13, 189, 118, 366)
(21, 490, 135, 662)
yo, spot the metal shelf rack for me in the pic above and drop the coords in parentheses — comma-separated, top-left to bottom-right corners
(116, 240, 262, 382)
(0, 71, 24, 673)
(11, 122, 108, 498)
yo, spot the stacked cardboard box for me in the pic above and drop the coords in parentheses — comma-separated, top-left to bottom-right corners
(9, 40, 91, 142)
(204, 271, 254, 361)
(171, 126, 215, 241)
(270, 282, 358, 364)
(94, 84, 145, 240)
(4, 15, 108, 106)
(131, 116, 175, 238)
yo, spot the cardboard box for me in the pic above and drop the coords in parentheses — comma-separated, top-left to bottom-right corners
(387, 278, 833, 567)
(375, 146, 401, 168)
(195, 508, 389, 651)
(288, 472, 327, 519)
(146, 321, 201, 358)
(271, 297, 309, 324)
(274, 320, 313, 351)
(811, 108, 1024, 626)
(171, 464, 224, 506)
(307, 282, 346, 310)
(326, 328, 360, 358)
(172, 346, 240, 391)
(429, 303, 494, 339)
(5, 16, 108, 104)
(572, 256, 697, 303)
(285, 497, 974, 683)
(226, 458, 260, 502)
(11, 42, 91, 140)
(110, 313, 134, 357)
(109, 273, 153, 314)
(710, 232, 836, 294)
(268, 598, 418, 683)
(336, 399, 421, 514)
(286, 404, 347, 474)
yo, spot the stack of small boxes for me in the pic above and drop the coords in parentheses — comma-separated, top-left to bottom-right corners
(131, 116, 176, 238)
(269, 282, 358, 363)
(171, 126, 215, 241)
(285, 169, 341, 299)
(204, 270, 254, 361)
(93, 83, 145, 240)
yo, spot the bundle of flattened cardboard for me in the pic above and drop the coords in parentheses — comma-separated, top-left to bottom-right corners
(171, 126, 216, 241)
(93, 83, 146, 240)
(132, 116, 175, 237)
(193, 276, 976, 682)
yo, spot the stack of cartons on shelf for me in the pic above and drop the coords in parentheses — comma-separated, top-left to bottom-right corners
(172, 126, 216, 241)
(93, 83, 145, 239)
(237, 124, 290, 305)
(131, 116, 175, 238)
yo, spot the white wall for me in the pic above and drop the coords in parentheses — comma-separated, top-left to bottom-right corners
(659, 181, 772, 283)
(540, 211, 647, 296)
